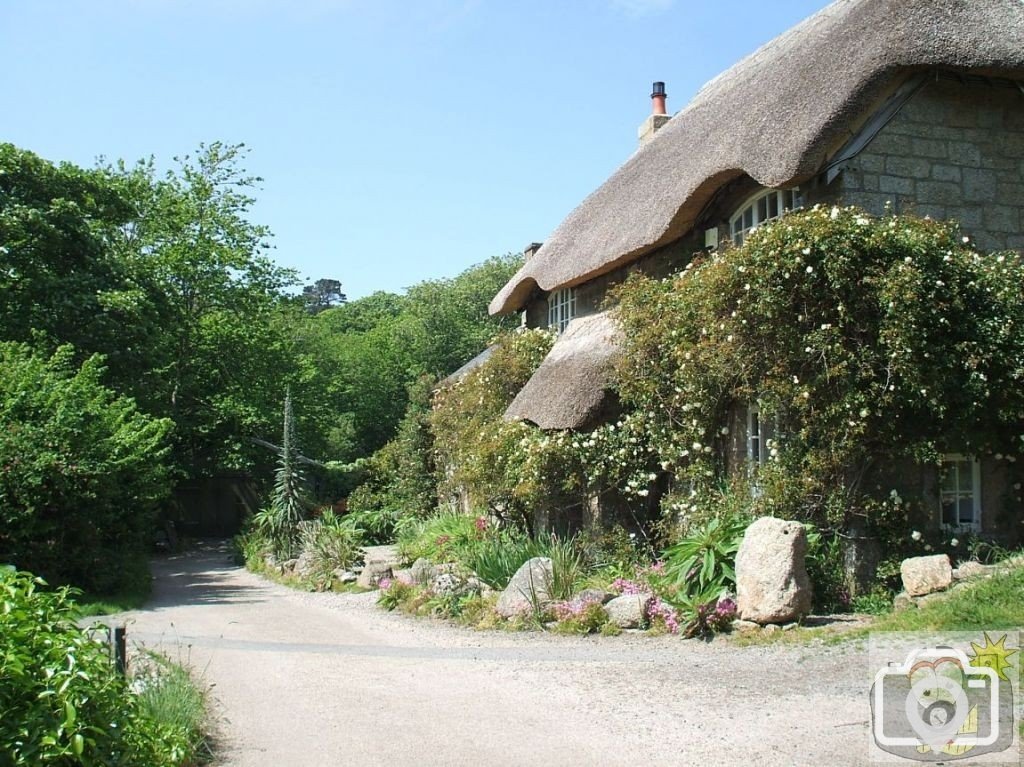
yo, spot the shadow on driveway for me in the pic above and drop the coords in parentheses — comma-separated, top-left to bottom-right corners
(144, 540, 269, 610)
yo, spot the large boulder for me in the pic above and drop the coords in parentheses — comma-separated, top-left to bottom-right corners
(604, 592, 654, 629)
(736, 517, 813, 625)
(900, 554, 952, 596)
(496, 557, 554, 618)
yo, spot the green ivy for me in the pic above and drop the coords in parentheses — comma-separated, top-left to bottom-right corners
(614, 207, 1024, 532)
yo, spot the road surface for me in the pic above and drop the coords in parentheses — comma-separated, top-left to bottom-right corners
(121, 543, 875, 766)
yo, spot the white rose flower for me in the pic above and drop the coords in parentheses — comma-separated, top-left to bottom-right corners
(911, 530, 922, 541)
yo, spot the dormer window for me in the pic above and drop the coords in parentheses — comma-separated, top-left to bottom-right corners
(548, 287, 576, 334)
(730, 188, 801, 246)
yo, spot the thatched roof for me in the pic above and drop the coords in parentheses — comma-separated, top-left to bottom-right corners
(490, 0, 1024, 315)
(504, 311, 620, 430)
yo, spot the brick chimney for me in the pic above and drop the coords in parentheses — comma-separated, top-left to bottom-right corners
(638, 81, 671, 146)
(523, 242, 543, 260)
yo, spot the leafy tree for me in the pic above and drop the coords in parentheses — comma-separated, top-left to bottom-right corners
(106, 142, 300, 478)
(0, 344, 172, 593)
(302, 278, 346, 314)
(0, 144, 159, 383)
(297, 254, 524, 464)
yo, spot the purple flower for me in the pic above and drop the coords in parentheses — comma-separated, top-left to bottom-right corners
(377, 577, 392, 591)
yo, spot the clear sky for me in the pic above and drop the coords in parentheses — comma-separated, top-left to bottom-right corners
(0, 0, 830, 299)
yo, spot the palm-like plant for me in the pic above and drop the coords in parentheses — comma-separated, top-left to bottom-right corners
(256, 389, 310, 558)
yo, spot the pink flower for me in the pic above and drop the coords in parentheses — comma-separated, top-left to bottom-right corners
(611, 578, 645, 595)
(377, 578, 392, 591)
(474, 516, 488, 532)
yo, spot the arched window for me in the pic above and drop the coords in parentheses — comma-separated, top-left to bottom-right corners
(547, 288, 576, 334)
(730, 188, 801, 246)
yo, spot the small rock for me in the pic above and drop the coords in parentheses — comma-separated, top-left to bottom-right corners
(782, 622, 799, 631)
(732, 619, 761, 633)
(281, 558, 299, 574)
(892, 592, 917, 611)
(357, 561, 393, 590)
(900, 554, 952, 597)
(496, 557, 554, 618)
(333, 569, 357, 584)
(952, 560, 991, 581)
(410, 558, 438, 585)
(294, 550, 317, 579)
(432, 572, 463, 597)
(392, 568, 415, 586)
(575, 588, 615, 605)
(763, 623, 781, 634)
(604, 592, 654, 629)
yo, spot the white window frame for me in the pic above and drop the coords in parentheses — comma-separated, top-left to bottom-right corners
(939, 453, 982, 532)
(730, 188, 801, 246)
(547, 287, 576, 334)
(746, 404, 768, 467)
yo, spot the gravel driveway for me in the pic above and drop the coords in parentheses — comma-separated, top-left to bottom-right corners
(120, 543, 875, 766)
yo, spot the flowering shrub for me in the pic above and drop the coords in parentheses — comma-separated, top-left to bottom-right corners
(614, 207, 1024, 531)
(550, 597, 609, 634)
(430, 329, 554, 525)
(646, 596, 681, 635)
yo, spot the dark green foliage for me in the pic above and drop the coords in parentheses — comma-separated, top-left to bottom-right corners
(0, 144, 145, 378)
(614, 207, 1024, 530)
(0, 568, 201, 766)
(655, 514, 747, 602)
(0, 344, 172, 593)
(301, 254, 523, 463)
(344, 376, 438, 535)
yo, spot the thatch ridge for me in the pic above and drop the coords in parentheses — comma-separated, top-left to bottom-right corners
(504, 311, 620, 430)
(490, 0, 1024, 315)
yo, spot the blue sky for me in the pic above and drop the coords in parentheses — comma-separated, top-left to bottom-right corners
(0, 0, 829, 299)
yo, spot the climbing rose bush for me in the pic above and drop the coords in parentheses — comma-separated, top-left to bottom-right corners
(613, 206, 1024, 529)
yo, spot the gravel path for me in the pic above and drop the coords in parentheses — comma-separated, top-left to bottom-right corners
(121, 543, 876, 766)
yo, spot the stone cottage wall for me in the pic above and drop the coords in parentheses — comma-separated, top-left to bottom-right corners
(816, 76, 1024, 252)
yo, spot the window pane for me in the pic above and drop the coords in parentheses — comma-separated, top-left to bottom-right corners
(942, 465, 959, 492)
(942, 499, 957, 526)
(958, 497, 974, 524)
(743, 208, 753, 230)
(757, 197, 768, 222)
(768, 194, 779, 219)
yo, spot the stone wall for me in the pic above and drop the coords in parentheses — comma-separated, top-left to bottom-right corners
(819, 76, 1024, 252)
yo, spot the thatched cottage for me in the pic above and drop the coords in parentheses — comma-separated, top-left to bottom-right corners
(488, 0, 1024, 538)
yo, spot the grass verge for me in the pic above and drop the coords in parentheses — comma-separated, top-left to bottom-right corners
(135, 651, 213, 766)
(733, 564, 1024, 647)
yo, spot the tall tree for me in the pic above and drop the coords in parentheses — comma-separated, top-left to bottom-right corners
(106, 142, 300, 478)
(302, 278, 346, 314)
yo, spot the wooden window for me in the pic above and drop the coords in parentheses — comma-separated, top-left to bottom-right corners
(940, 454, 982, 531)
(547, 287, 576, 334)
(730, 188, 801, 246)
